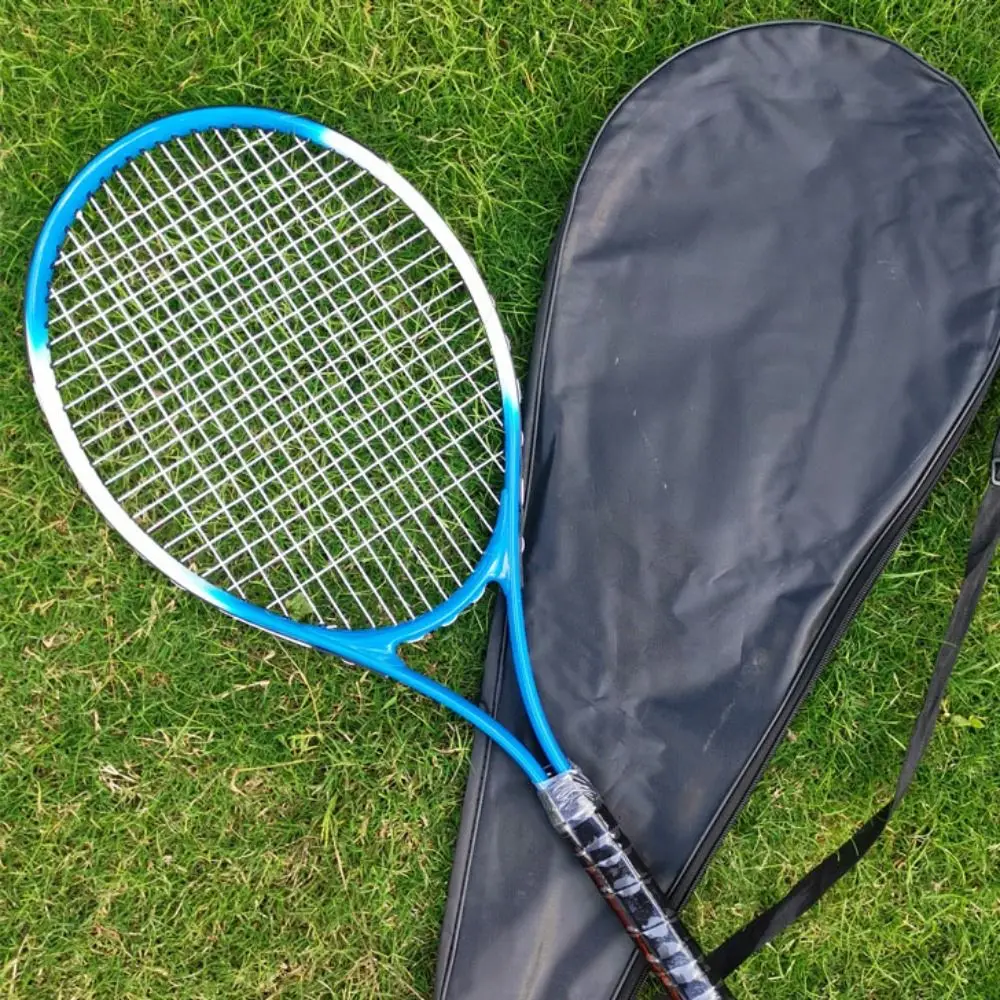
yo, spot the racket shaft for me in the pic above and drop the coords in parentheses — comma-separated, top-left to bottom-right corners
(538, 770, 733, 1000)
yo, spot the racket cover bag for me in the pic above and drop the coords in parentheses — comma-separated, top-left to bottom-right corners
(434, 21, 1000, 1000)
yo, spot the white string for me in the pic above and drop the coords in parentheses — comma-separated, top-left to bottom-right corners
(52, 162, 396, 400)
(97, 162, 397, 625)
(149, 343, 499, 535)
(72, 206, 320, 617)
(107, 303, 486, 499)
(45, 126, 505, 628)
(183, 131, 465, 594)
(151, 135, 434, 617)
(50, 134, 357, 330)
(71, 238, 449, 447)
(244, 138, 498, 552)
(53, 182, 397, 380)
(106, 134, 437, 621)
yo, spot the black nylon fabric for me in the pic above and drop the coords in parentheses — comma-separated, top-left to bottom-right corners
(435, 22, 1000, 1000)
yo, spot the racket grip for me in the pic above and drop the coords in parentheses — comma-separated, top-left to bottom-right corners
(538, 768, 734, 1000)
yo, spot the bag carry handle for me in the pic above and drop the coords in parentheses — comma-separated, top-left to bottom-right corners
(655, 425, 1000, 995)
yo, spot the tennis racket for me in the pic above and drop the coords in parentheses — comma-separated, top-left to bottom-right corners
(25, 107, 732, 1000)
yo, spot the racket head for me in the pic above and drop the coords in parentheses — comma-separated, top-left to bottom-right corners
(25, 106, 524, 657)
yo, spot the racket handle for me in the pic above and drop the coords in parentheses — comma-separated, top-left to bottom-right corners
(538, 768, 734, 1000)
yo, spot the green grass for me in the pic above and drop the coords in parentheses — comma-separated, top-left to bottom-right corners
(1, 1, 999, 998)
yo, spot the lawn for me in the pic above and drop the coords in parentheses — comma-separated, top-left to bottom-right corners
(2, 1, 999, 998)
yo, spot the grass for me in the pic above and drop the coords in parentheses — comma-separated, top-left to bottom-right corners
(1, 1, 999, 998)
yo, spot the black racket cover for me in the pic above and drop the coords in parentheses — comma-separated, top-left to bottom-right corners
(435, 21, 1000, 1000)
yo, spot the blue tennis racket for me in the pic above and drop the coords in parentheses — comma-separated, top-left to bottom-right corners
(25, 107, 731, 1000)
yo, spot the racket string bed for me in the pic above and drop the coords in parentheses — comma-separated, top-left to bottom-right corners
(62, 210, 374, 623)
(53, 175, 400, 404)
(96, 291, 486, 507)
(239, 141, 506, 537)
(69, 210, 360, 620)
(114, 158, 458, 620)
(155, 344, 497, 556)
(163, 134, 491, 602)
(45, 125, 505, 629)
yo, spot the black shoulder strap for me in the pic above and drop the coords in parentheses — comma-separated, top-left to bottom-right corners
(669, 427, 1000, 990)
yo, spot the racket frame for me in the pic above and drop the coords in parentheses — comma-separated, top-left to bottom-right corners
(25, 108, 731, 999)
(25, 106, 564, 783)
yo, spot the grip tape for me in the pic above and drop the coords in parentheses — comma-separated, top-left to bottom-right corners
(538, 768, 734, 1000)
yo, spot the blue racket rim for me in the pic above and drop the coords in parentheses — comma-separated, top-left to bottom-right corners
(25, 106, 570, 783)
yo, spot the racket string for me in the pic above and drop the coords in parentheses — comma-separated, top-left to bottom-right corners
(46, 125, 505, 627)
(58, 227, 267, 603)
(215, 134, 494, 575)
(52, 162, 387, 387)
(157, 134, 485, 612)
(154, 359, 500, 614)
(89, 145, 432, 624)
(70, 234, 451, 453)
(227, 415, 503, 601)
(93, 255, 495, 605)
(50, 135, 359, 338)
(258, 129, 503, 517)
(52, 148, 379, 408)
(68, 208, 337, 618)
(136, 331, 497, 527)
(58, 146, 462, 448)
(63, 207, 409, 627)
